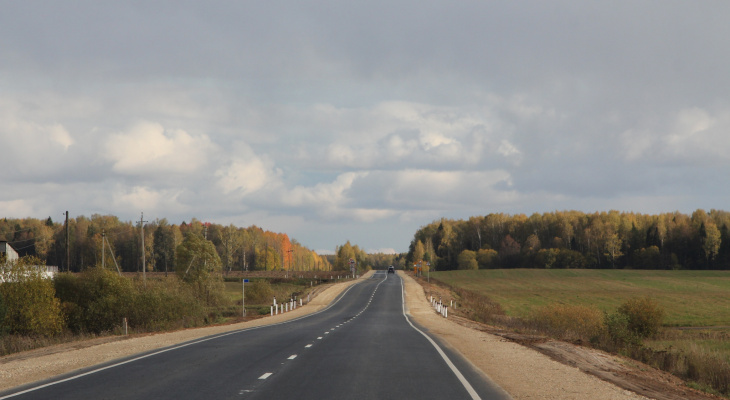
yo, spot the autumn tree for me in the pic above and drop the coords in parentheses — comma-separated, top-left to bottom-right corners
(457, 250, 478, 270)
(701, 221, 721, 264)
(220, 224, 243, 274)
(153, 219, 177, 275)
(477, 249, 499, 269)
(175, 233, 224, 305)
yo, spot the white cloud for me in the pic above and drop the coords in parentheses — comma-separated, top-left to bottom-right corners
(303, 100, 520, 170)
(5, 2, 730, 254)
(348, 208, 397, 222)
(620, 128, 654, 161)
(382, 169, 517, 210)
(0, 106, 79, 179)
(105, 122, 213, 175)
(621, 107, 730, 163)
(215, 142, 281, 196)
(111, 186, 186, 215)
(285, 172, 366, 208)
(0, 199, 35, 217)
(497, 139, 521, 158)
(664, 107, 725, 160)
(384, 134, 418, 159)
(325, 143, 360, 167)
(673, 107, 714, 139)
(49, 124, 74, 150)
(0, 102, 75, 154)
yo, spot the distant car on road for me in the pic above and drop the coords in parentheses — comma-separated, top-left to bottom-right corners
(387, 266, 395, 274)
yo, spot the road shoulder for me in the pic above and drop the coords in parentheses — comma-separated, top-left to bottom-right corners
(399, 271, 650, 400)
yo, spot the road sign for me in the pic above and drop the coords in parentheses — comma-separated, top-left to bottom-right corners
(243, 279, 249, 283)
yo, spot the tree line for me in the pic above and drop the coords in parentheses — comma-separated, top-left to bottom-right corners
(329, 241, 405, 273)
(406, 209, 730, 271)
(0, 215, 332, 273)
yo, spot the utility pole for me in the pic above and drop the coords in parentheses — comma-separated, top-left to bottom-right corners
(140, 212, 148, 287)
(102, 229, 105, 269)
(65, 211, 70, 272)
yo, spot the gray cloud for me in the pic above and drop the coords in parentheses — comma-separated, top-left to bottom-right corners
(2, 1, 730, 252)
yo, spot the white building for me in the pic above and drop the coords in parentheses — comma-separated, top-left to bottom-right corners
(0, 241, 19, 262)
(0, 242, 57, 282)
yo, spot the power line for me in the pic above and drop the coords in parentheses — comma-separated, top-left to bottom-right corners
(12, 242, 40, 251)
(0, 227, 34, 235)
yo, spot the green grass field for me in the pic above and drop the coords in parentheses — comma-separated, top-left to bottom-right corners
(430, 269, 730, 327)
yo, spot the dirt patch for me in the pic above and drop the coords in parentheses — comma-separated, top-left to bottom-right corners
(404, 273, 721, 400)
(0, 272, 372, 392)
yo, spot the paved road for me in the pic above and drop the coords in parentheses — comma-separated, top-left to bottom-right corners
(1, 272, 509, 400)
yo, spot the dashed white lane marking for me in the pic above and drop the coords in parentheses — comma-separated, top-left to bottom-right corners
(288, 355, 297, 360)
(318, 336, 323, 339)
(324, 332, 329, 334)
(259, 373, 273, 380)
(305, 344, 313, 348)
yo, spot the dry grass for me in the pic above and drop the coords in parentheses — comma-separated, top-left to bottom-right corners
(425, 269, 730, 397)
(528, 304, 604, 342)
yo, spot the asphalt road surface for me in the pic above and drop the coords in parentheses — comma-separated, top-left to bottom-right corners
(1, 271, 510, 400)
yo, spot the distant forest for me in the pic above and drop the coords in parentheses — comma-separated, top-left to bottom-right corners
(0, 215, 333, 273)
(407, 210, 730, 271)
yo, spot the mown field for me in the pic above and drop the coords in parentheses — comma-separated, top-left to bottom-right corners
(429, 269, 730, 327)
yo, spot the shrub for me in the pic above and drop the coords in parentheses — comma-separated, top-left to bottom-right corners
(127, 278, 206, 331)
(55, 267, 209, 334)
(477, 249, 499, 269)
(529, 304, 604, 342)
(457, 250, 478, 270)
(58, 267, 136, 333)
(245, 280, 275, 305)
(0, 257, 64, 337)
(0, 291, 7, 336)
(554, 249, 587, 269)
(602, 311, 640, 350)
(617, 296, 664, 339)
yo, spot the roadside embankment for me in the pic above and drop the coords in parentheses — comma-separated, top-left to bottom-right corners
(399, 271, 650, 400)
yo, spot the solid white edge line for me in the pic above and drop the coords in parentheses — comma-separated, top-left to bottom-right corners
(399, 274, 482, 400)
(0, 276, 366, 399)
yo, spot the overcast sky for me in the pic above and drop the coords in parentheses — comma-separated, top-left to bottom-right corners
(2, 2, 729, 254)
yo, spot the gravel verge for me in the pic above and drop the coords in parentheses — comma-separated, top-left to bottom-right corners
(400, 271, 650, 400)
